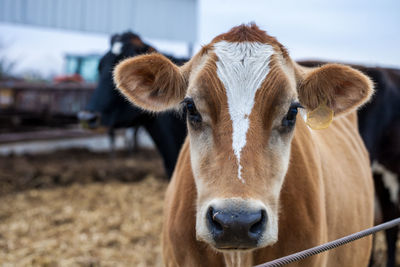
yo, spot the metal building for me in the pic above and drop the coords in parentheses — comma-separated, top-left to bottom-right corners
(0, 0, 198, 43)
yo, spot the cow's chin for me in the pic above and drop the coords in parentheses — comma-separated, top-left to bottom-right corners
(195, 198, 279, 252)
(212, 238, 278, 252)
(211, 233, 278, 251)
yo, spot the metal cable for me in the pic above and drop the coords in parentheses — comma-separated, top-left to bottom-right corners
(254, 217, 400, 267)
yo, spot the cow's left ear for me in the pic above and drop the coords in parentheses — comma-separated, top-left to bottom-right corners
(297, 63, 374, 116)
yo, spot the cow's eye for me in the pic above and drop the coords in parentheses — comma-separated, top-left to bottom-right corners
(183, 98, 202, 124)
(281, 102, 303, 128)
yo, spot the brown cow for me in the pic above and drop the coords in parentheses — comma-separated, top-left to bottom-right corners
(114, 24, 375, 267)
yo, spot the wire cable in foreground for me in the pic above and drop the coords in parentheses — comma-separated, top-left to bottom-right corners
(254, 217, 400, 267)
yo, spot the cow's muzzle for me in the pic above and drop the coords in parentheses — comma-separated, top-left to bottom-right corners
(78, 110, 100, 129)
(206, 202, 267, 249)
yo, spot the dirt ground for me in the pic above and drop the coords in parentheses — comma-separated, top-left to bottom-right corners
(0, 148, 396, 266)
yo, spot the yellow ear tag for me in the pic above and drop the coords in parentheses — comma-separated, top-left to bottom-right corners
(306, 102, 334, 130)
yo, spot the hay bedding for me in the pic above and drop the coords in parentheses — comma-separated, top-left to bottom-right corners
(0, 149, 167, 266)
(0, 149, 395, 266)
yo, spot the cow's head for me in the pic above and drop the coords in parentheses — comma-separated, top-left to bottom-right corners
(114, 24, 373, 251)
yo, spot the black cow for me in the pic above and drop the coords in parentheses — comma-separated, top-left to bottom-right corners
(300, 61, 400, 267)
(358, 67, 400, 267)
(79, 31, 188, 178)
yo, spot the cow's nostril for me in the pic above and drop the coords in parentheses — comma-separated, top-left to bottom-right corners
(249, 209, 267, 235)
(207, 206, 223, 233)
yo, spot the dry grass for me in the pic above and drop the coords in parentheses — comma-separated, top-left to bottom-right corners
(0, 176, 167, 267)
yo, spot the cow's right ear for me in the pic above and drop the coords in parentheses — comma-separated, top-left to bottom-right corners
(114, 53, 188, 112)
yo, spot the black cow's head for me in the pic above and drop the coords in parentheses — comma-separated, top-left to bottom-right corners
(79, 32, 151, 129)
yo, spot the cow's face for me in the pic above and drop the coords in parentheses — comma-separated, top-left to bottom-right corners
(114, 24, 373, 251)
(183, 40, 299, 250)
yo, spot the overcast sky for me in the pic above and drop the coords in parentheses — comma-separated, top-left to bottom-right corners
(0, 0, 399, 78)
(199, 0, 400, 66)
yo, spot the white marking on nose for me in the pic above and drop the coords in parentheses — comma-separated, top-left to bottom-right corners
(214, 41, 274, 183)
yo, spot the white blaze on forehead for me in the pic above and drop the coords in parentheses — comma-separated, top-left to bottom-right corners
(214, 41, 274, 183)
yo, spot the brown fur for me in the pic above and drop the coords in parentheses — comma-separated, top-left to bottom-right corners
(114, 25, 374, 267)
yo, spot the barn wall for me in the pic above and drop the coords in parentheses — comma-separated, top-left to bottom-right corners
(0, 0, 198, 42)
